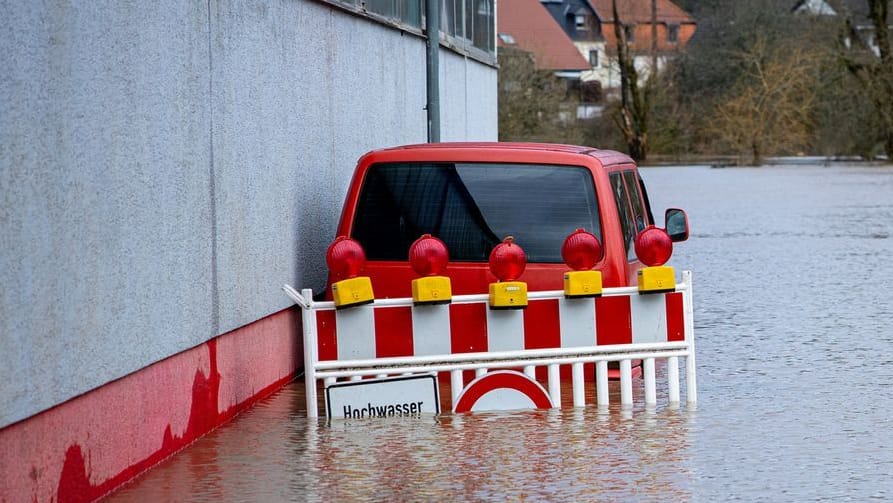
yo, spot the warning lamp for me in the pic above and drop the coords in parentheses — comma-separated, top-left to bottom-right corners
(634, 226, 676, 294)
(326, 236, 375, 308)
(561, 228, 603, 298)
(488, 236, 528, 309)
(409, 234, 452, 305)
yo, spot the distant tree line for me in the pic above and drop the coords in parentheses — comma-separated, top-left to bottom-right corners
(498, 0, 892, 165)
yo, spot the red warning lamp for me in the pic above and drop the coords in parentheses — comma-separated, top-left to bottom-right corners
(326, 236, 375, 308)
(326, 236, 366, 280)
(635, 226, 676, 294)
(561, 229, 603, 298)
(409, 234, 452, 305)
(561, 228, 602, 271)
(488, 237, 528, 309)
(489, 236, 527, 282)
(634, 226, 673, 267)
(409, 234, 449, 276)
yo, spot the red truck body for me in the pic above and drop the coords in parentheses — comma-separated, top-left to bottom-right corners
(329, 142, 662, 298)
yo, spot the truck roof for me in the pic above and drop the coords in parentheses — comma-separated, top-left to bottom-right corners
(370, 142, 635, 168)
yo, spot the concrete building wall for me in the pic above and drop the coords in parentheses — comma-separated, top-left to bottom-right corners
(0, 0, 497, 429)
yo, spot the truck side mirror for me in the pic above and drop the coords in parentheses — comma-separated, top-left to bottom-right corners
(665, 208, 689, 242)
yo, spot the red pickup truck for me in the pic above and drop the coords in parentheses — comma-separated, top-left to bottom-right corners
(327, 142, 688, 299)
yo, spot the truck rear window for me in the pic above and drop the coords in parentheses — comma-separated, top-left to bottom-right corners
(352, 163, 601, 263)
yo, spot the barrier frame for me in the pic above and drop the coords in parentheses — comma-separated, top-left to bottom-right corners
(284, 271, 696, 418)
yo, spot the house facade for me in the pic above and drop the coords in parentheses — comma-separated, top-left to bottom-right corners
(542, 0, 696, 92)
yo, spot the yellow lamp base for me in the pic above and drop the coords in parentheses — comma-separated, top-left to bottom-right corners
(637, 266, 676, 294)
(412, 276, 452, 305)
(488, 281, 528, 309)
(564, 270, 603, 298)
(331, 276, 375, 308)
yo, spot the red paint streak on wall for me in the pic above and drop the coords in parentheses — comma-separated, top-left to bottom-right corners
(2, 307, 301, 503)
(57, 446, 90, 503)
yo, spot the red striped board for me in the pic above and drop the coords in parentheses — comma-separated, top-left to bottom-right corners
(315, 292, 685, 361)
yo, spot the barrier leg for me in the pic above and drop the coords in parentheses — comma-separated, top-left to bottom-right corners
(548, 364, 561, 408)
(620, 360, 633, 407)
(596, 361, 609, 407)
(668, 356, 680, 404)
(644, 358, 656, 407)
(451, 370, 463, 407)
(302, 289, 318, 418)
(523, 365, 536, 379)
(572, 362, 585, 408)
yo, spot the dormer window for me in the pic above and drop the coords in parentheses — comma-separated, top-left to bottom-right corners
(667, 24, 679, 43)
(624, 24, 635, 41)
(575, 14, 587, 30)
(498, 33, 516, 45)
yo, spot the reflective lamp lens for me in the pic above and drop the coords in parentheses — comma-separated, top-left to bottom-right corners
(634, 227, 673, 267)
(489, 237, 527, 282)
(326, 236, 366, 279)
(409, 234, 449, 276)
(561, 228, 602, 271)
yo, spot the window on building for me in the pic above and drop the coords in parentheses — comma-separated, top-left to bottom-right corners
(318, 1, 496, 59)
(667, 24, 679, 43)
(364, 0, 422, 27)
(441, 0, 495, 56)
(575, 14, 587, 30)
(624, 24, 635, 42)
(588, 49, 599, 67)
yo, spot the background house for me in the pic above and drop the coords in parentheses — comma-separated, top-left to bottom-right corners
(497, 0, 591, 80)
(542, 0, 696, 94)
(794, 0, 893, 56)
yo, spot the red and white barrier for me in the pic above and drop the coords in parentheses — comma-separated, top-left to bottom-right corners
(284, 271, 697, 417)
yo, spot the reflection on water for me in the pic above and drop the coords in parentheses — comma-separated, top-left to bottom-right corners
(110, 164, 893, 501)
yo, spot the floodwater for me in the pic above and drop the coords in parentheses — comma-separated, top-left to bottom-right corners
(109, 163, 893, 501)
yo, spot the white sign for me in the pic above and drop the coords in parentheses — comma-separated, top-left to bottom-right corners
(326, 374, 440, 419)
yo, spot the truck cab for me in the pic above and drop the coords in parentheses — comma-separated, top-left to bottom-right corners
(328, 142, 688, 299)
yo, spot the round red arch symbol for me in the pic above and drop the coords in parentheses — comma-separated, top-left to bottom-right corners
(453, 370, 554, 413)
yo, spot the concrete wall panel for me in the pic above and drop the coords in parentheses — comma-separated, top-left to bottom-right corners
(1, 1, 214, 428)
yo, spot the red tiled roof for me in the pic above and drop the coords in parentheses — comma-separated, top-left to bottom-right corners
(497, 0, 590, 71)
(588, 0, 695, 24)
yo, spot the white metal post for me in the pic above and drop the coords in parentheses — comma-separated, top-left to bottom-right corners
(301, 289, 319, 418)
(668, 356, 680, 404)
(571, 362, 585, 407)
(683, 271, 698, 403)
(644, 357, 656, 406)
(620, 359, 633, 406)
(548, 364, 561, 408)
(596, 360, 609, 407)
(451, 370, 463, 406)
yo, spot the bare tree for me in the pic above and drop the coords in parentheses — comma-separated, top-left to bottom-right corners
(842, 0, 893, 159)
(706, 36, 820, 165)
(612, 0, 651, 161)
(498, 48, 583, 144)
